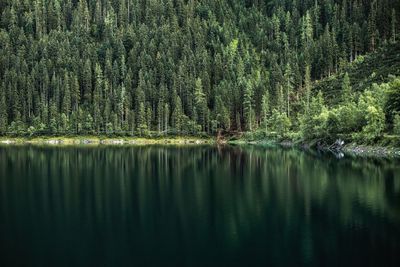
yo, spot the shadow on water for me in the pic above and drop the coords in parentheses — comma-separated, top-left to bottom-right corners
(0, 145, 399, 267)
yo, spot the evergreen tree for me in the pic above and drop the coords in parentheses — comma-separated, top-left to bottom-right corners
(62, 73, 71, 116)
(0, 85, 8, 134)
(368, 0, 378, 51)
(93, 64, 103, 133)
(243, 80, 254, 131)
(137, 102, 147, 134)
(172, 95, 184, 133)
(194, 78, 207, 132)
(392, 9, 397, 43)
(304, 64, 311, 114)
(342, 72, 352, 103)
(215, 95, 230, 131)
(261, 90, 270, 134)
(284, 63, 294, 117)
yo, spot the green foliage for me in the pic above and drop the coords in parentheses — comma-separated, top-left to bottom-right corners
(393, 114, 400, 135)
(336, 102, 363, 133)
(314, 44, 400, 105)
(362, 106, 386, 140)
(300, 91, 326, 139)
(270, 109, 291, 137)
(385, 78, 400, 122)
(342, 73, 353, 103)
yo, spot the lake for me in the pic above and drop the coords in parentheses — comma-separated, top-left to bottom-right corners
(0, 145, 399, 267)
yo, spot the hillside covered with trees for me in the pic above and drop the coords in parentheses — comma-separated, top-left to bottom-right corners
(0, 0, 399, 141)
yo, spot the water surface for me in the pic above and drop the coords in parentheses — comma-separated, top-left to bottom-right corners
(0, 145, 399, 267)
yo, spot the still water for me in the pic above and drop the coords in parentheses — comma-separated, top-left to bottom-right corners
(0, 145, 399, 267)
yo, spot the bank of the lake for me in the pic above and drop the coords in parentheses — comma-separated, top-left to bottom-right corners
(226, 135, 400, 158)
(0, 136, 215, 146)
(2, 135, 400, 158)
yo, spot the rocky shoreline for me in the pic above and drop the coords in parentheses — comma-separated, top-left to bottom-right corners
(227, 138, 400, 158)
(341, 144, 400, 158)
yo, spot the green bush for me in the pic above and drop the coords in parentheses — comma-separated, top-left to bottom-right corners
(313, 108, 330, 138)
(337, 102, 363, 133)
(362, 106, 386, 140)
(270, 110, 291, 137)
(325, 109, 341, 137)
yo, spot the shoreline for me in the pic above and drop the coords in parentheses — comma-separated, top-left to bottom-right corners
(0, 136, 215, 146)
(341, 144, 400, 158)
(1, 136, 400, 158)
(227, 139, 400, 158)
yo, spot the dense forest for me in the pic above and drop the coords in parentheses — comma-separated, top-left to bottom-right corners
(0, 0, 399, 140)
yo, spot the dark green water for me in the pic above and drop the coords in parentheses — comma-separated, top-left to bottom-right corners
(0, 145, 399, 267)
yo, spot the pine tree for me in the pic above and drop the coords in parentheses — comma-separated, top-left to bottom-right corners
(62, 73, 71, 116)
(164, 103, 170, 132)
(261, 90, 270, 134)
(302, 11, 314, 64)
(172, 95, 183, 133)
(146, 104, 152, 133)
(342, 72, 352, 103)
(0, 85, 8, 134)
(276, 83, 284, 114)
(71, 74, 80, 112)
(60, 113, 69, 133)
(304, 64, 311, 114)
(194, 78, 207, 132)
(284, 63, 294, 117)
(392, 9, 397, 43)
(103, 80, 111, 127)
(243, 80, 254, 131)
(77, 0, 90, 32)
(82, 59, 92, 104)
(93, 64, 103, 133)
(49, 99, 58, 133)
(368, 0, 378, 51)
(215, 95, 230, 131)
(136, 71, 146, 130)
(117, 83, 126, 132)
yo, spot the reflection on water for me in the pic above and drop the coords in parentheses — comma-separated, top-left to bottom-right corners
(0, 145, 399, 267)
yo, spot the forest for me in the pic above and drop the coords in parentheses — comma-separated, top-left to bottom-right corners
(0, 0, 399, 142)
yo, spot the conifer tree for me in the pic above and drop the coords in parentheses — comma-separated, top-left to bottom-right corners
(342, 72, 352, 103)
(172, 95, 183, 133)
(62, 72, 71, 116)
(93, 64, 103, 133)
(284, 63, 294, 117)
(261, 90, 270, 134)
(304, 64, 311, 114)
(392, 9, 397, 43)
(194, 78, 207, 132)
(368, 0, 378, 51)
(243, 80, 254, 131)
(0, 85, 8, 134)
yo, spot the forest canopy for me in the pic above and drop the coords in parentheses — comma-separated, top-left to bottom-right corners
(0, 0, 399, 138)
